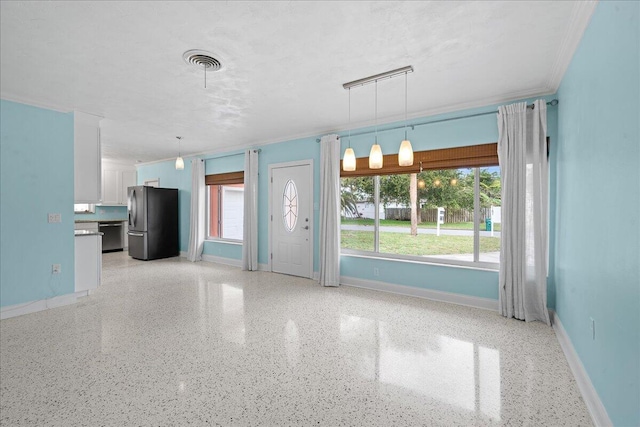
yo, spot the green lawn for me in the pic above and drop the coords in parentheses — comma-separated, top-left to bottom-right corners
(341, 230, 501, 256)
(341, 218, 501, 232)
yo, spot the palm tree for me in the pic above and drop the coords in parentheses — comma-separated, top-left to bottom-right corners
(341, 190, 359, 218)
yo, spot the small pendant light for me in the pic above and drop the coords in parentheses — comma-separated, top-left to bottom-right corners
(175, 136, 184, 170)
(369, 80, 383, 169)
(418, 162, 426, 188)
(398, 71, 414, 167)
(343, 88, 356, 172)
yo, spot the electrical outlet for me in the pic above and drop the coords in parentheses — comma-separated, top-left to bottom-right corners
(373, 267, 379, 277)
(47, 213, 61, 223)
(590, 317, 596, 340)
(52, 264, 61, 274)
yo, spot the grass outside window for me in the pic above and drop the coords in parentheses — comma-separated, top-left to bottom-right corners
(341, 230, 501, 256)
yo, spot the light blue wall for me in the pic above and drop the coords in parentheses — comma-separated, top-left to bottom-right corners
(555, 2, 640, 426)
(1, 100, 75, 307)
(136, 150, 247, 260)
(341, 256, 498, 299)
(137, 95, 558, 304)
(74, 205, 127, 221)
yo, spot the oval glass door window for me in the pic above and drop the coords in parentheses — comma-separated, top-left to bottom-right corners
(282, 179, 298, 232)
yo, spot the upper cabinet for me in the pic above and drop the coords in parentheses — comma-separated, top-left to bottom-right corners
(74, 111, 102, 203)
(101, 161, 137, 205)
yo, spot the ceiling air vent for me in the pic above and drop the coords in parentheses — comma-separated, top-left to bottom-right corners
(182, 50, 223, 71)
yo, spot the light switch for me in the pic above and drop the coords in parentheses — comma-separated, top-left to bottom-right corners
(48, 213, 62, 223)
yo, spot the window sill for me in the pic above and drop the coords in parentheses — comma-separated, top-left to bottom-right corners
(205, 238, 243, 246)
(340, 250, 499, 272)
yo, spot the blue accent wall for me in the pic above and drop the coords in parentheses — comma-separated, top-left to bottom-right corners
(555, 2, 639, 425)
(1, 100, 75, 307)
(137, 95, 558, 305)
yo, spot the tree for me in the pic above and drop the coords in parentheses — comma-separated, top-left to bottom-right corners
(341, 190, 359, 217)
(479, 168, 501, 207)
(417, 169, 473, 209)
(341, 177, 374, 202)
(410, 173, 418, 236)
(380, 174, 411, 207)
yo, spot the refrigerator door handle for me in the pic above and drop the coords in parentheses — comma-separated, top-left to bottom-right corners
(130, 190, 137, 228)
(128, 232, 144, 237)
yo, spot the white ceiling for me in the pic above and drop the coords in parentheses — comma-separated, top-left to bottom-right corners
(0, 1, 596, 164)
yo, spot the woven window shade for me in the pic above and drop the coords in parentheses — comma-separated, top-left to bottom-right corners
(205, 171, 244, 186)
(340, 143, 498, 177)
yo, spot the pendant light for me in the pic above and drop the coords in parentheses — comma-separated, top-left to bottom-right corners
(398, 71, 414, 166)
(369, 80, 383, 169)
(175, 136, 184, 170)
(343, 88, 356, 172)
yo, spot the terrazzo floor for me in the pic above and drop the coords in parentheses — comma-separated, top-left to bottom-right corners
(1, 252, 592, 426)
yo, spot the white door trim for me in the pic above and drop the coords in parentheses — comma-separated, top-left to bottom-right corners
(268, 159, 314, 278)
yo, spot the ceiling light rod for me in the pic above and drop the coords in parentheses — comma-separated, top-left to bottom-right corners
(343, 66, 414, 90)
(315, 99, 559, 142)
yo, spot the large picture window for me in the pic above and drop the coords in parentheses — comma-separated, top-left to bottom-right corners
(340, 144, 501, 268)
(206, 172, 244, 241)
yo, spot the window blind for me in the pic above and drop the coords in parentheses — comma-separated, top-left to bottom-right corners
(340, 143, 499, 177)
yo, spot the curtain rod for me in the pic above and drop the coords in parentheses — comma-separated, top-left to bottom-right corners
(316, 99, 558, 142)
(204, 148, 261, 160)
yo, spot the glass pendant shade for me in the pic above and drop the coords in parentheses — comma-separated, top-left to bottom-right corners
(369, 144, 383, 169)
(175, 156, 184, 170)
(343, 148, 356, 172)
(398, 140, 414, 166)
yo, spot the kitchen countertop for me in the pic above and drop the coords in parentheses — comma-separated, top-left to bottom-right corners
(74, 230, 104, 236)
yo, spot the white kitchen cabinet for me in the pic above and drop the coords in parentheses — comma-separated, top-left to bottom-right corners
(121, 170, 136, 203)
(74, 111, 102, 203)
(74, 222, 98, 231)
(102, 169, 119, 204)
(74, 233, 102, 293)
(101, 161, 137, 205)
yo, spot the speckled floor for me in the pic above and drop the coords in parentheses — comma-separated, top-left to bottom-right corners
(1, 252, 592, 426)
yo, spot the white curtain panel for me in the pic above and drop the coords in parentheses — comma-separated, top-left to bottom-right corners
(319, 134, 341, 287)
(242, 149, 259, 271)
(186, 159, 205, 262)
(497, 100, 550, 325)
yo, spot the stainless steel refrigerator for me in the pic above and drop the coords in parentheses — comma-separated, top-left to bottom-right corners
(127, 186, 179, 260)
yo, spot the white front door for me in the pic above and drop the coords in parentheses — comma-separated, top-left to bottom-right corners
(270, 162, 313, 278)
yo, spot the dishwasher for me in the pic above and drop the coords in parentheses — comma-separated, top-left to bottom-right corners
(99, 222, 124, 252)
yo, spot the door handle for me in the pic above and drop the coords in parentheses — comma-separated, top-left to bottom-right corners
(128, 232, 144, 237)
(303, 226, 309, 230)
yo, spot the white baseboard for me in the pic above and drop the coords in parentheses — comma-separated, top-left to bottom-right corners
(340, 276, 498, 311)
(1, 291, 84, 320)
(201, 254, 242, 268)
(552, 312, 612, 427)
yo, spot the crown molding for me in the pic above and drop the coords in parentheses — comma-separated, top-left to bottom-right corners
(1, 92, 72, 113)
(545, 1, 599, 92)
(0, 91, 105, 118)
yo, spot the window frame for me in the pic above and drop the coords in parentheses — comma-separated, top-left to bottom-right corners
(205, 171, 245, 243)
(74, 203, 96, 214)
(340, 144, 502, 271)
